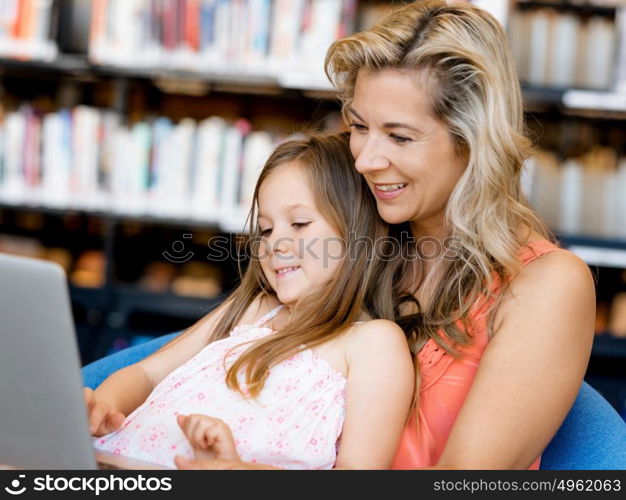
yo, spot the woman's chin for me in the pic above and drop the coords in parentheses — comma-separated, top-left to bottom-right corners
(378, 208, 410, 225)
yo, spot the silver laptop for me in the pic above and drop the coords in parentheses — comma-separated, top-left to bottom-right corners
(0, 253, 170, 470)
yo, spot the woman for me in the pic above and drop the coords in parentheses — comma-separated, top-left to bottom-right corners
(84, 0, 596, 469)
(321, 0, 594, 469)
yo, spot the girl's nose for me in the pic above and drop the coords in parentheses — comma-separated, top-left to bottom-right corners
(272, 235, 292, 255)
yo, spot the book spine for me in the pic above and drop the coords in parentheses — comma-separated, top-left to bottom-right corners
(185, 0, 200, 51)
(615, 7, 626, 91)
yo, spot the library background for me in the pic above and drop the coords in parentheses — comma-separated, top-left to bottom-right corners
(0, 0, 624, 419)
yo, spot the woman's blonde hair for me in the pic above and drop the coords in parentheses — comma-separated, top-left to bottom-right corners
(203, 133, 394, 397)
(325, 1, 551, 362)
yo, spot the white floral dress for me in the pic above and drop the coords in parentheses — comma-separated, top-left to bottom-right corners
(94, 305, 347, 469)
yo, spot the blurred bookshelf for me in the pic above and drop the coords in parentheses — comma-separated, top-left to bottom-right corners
(0, 0, 624, 416)
(507, 0, 626, 417)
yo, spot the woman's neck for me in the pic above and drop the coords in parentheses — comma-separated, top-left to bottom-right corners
(409, 220, 447, 242)
(402, 219, 451, 307)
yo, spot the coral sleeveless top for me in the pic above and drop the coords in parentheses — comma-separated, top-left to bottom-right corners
(392, 240, 562, 470)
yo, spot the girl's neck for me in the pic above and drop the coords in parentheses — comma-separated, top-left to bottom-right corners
(269, 302, 371, 329)
(267, 304, 291, 331)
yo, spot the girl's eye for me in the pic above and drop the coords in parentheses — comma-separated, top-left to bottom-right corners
(390, 133, 412, 144)
(292, 222, 311, 230)
(260, 228, 272, 236)
(348, 122, 368, 132)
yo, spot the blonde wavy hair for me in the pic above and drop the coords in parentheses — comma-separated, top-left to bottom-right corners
(325, 0, 552, 363)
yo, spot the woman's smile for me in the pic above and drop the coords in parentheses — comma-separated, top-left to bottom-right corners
(349, 69, 467, 234)
(373, 183, 409, 200)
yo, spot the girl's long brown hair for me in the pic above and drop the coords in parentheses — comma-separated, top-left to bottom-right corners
(198, 133, 397, 397)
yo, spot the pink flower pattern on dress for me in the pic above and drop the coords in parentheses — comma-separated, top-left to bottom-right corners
(93, 305, 346, 469)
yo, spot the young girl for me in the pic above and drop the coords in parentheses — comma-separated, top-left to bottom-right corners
(85, 133, 414, 470)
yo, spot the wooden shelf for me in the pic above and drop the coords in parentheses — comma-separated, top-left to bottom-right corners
(522, 85, 626, 120)
(558, 235, 626, 269)
(0, 55, 336, 97)
(592, 335, 626, 359)
(0, 200, 248, 234)
(516, 1, 617, 17)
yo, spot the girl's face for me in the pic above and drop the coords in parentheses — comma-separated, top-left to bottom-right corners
(348, 68, 467, 237)
(257, 162, 344, 308)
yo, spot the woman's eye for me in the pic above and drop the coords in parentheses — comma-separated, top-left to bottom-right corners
(260, 228, 272, 236)
(348, 122, 368, 132)
(292, 222, 311, 230)
(390, 133, 412, 144)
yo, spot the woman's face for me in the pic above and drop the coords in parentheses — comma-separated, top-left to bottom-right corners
(257, 162, 344, 308)
(348, 69, 467, 236)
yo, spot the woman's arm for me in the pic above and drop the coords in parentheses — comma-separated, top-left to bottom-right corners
(334, 319, 415, 469)
(437, 251, 595, 469)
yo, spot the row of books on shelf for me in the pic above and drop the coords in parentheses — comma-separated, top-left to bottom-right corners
(0, 104, 286, 232)
(2, 103, 626, 242)
(509, 5, 626, 91)
(89, 0, 359, 90)
(527, 146, 626, 239)
(0, 0, 57, 60)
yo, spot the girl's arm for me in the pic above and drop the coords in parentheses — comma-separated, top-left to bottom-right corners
(437, 251, 595, 469)
(174, 319, 414, 470)
(88, 295, 267, 433)
(91, 300, 228, 409)
(334, 319, 415, 469)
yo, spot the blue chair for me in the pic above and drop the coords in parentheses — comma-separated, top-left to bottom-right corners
(82, 333, 626, 470)
(82, 332, 179, 390)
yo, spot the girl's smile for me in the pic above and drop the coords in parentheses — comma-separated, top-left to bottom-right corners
(257, 162, 344, 308)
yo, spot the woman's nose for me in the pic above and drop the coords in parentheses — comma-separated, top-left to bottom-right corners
(353, 137, 390, 173)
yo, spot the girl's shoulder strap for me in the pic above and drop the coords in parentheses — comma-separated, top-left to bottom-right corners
(253, 304, 284, 328)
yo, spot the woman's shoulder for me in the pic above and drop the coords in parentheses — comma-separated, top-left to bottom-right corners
(511, 229, 589, 280)
(516, 233, 560, 264)
(515, 235, 592, 289)
(494, 237, 595, 334)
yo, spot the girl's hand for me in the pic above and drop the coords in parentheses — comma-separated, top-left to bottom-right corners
(174, 414, 241, 468)
(83, 387, 125, 437)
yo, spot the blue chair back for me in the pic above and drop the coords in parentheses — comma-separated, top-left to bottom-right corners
(541, 381, 626, 470)
(82, 332, 178, 390)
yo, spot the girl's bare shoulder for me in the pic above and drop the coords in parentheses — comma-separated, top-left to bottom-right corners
(345, 319, 410, 359)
